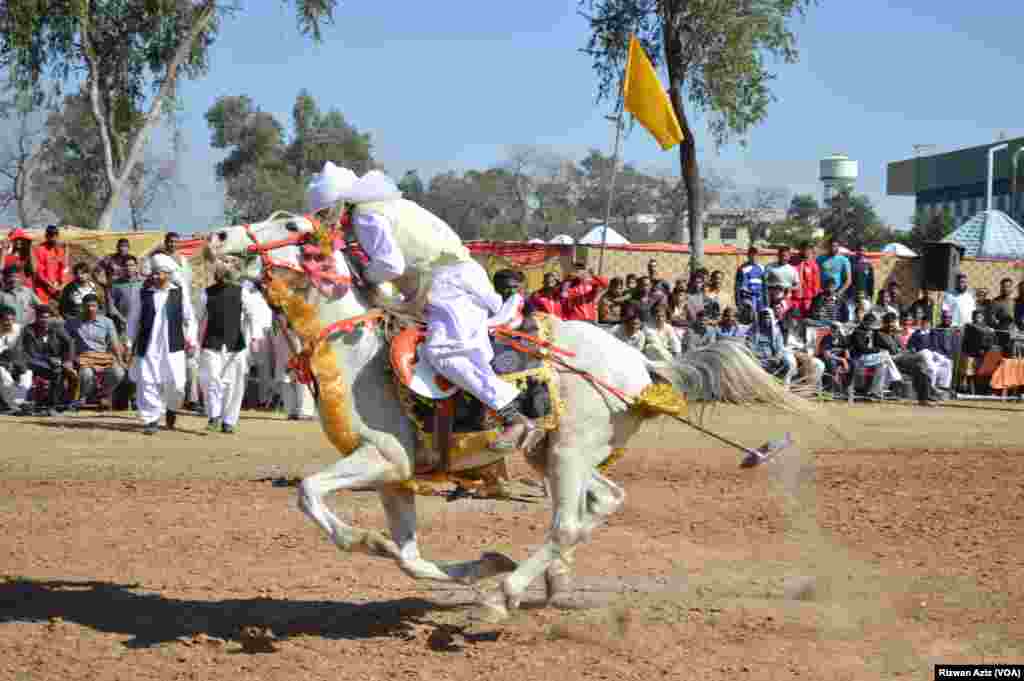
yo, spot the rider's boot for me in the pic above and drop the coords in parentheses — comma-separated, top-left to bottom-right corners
(490, 402, 534, 451)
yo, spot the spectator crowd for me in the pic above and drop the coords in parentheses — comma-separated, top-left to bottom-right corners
(3, 226, 1023, 431)
(0, 226, 316, 432)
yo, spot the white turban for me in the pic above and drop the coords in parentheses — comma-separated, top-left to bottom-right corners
(339, 170, 403, 204)
(306, 161, 358, 214)
(150, 253, 178, 274)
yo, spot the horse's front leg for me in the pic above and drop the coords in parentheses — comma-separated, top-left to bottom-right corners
(297, 443, 407, 559)
(378, 486, 517, 584)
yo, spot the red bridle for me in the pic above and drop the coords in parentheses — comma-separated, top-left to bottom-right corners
(242, 219, 353, 299)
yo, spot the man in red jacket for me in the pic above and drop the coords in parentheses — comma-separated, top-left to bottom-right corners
(529, 272, 564, 318)
(790, 240, 821, 318)
(32, 224, 69, 306)
(560, 263, 608, 322)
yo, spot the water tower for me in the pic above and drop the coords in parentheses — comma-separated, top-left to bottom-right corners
(820, 153, 858, 204)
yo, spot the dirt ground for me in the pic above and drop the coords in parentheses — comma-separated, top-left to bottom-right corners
(1, 401, 1023, 680)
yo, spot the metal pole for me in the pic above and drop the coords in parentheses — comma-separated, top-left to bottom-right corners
(1012, 147, 1024, 219)
(987, 143, 1009, 212)
(597, 110, 625, 277)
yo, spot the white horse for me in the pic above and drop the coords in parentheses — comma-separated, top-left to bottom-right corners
(206, 216, 811, 621)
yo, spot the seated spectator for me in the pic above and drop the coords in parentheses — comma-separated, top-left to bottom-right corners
(871, 289, 901, 322)
(704, 270, 725, 321)
(907, 290, 936, 326)
(0, 264, 42, 326)
(65, 294, 127, 410)
(683, 308, 716, 354)
(907, 313, 953, 393)
(716, 307, 743, 339)
(746, 308, 796, 385)
(848, 312, 902, 400)
(666, 290, 687, 328)
(59, 262, 98, 321)
(763, 271, 791, 319)
(685, 271, 711, 322)
(847, 289, 871, 324)
(646, 259, 671, 295)
(875, 312, 936, 406)
(781, 313, 824, 390)
(809, 280, 850, 323)
(18, 304, 75, 415)
(597, 277, 630, 325)
(648, 303, 683, 359)
(632, 276, 664, 323)
(0, 304, 31, 413)
(3, 229, 34, 286)
(988, 278, 1014, 327)
(624, 273, 638, 293)
(1014, 281, 1024, 330)
(560, 263, 608, 322)
(611, 303, 649, 353)
(818, 321, 851, 390)
(529, 272, 563, 318)
(961, 309, 995, 360)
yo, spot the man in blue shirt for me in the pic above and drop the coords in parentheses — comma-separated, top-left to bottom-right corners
(65, 294, 127, 410)
(734, 246, 765, 323)
(817, 238, 852, 298)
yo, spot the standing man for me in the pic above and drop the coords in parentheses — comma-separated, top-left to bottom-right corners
(817, 238, 852, 300)
(198, 263, 253, 434)
(271, 309, 316, 420)
(790, 241, 821, 318)
(848, 244, 875, 305)
(734, 245, 765, 323)
(560, 263, 608, 322)
(128, 254, 196, 435)
(3, 229, 34, 286)
(941, 273, 976, 327)
(107, 254, 144, 343)
(32, 224, 69, 307)
(764, 245, 800, 306)
(529, 272, 564, 318)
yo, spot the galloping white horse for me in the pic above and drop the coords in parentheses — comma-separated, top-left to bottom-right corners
(206, 215, 811, 621)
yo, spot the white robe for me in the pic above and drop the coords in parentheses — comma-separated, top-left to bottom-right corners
(127, 285, 196, 424)
(270, 312, 315, 418)
(0, 323, 31, 408)
(354, 211, 520, 412)
(197, 288, 254, 427)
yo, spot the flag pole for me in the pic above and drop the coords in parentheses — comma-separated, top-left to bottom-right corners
(597, 39, 631, 278)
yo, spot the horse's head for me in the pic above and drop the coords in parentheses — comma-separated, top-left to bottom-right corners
(205, 214, 319, 286)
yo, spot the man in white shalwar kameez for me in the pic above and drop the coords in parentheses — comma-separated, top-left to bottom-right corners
(198, 263, 254, 434)
(128, 254, 196, 435)
(270, 309, 316, 420)
(306, 162, 533, 450)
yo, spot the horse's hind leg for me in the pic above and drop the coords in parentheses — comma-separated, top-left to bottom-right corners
(544, 470, 626, 603)
(477, 440, 609, 621)
(297, 443, 406, 559)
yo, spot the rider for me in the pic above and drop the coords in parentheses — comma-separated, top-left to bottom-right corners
(305, 162, 534, 450)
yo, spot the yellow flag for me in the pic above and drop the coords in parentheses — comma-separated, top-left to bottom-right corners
(623, 34, 684, 150)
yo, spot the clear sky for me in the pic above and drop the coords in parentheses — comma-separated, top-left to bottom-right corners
(151, 0, 1024, 234)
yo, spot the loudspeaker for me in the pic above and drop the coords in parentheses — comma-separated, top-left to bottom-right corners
(920, 242, 963, 291)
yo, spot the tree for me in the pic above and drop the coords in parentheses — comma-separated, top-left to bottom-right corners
(0, 1, 341, 229)
(906, 208, 956, 253)
(580, 0, 816, 266)
(788, 193, 819, 223)
(0, 80, 51, 227)
(127, 149, 185, 231)
(397, 170, 425, 203)
(205, 90, 372, 222)
(819, 190, 896, 249)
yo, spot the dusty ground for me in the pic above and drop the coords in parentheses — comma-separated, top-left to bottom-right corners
(1, 401, 1022, 680)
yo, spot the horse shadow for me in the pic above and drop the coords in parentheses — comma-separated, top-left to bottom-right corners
(0, 578, 483, 650)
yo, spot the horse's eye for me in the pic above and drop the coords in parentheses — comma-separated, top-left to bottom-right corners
(217, 232, 227, 241)
(285, 222, 299, 232)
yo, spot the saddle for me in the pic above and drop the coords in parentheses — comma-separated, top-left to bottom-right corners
(389, 312, 562, 478)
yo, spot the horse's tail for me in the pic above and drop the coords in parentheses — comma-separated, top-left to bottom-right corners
(646, 339, 816, 417)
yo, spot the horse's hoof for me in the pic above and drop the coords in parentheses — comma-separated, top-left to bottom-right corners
(471, 590, 510, 623)
(545, 570, 572, 605)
